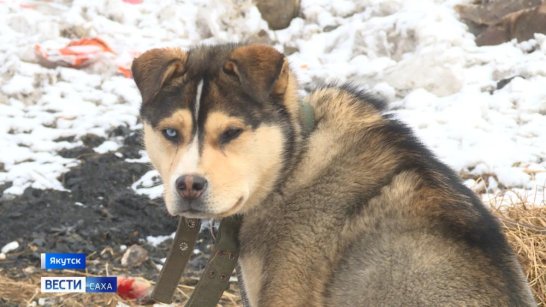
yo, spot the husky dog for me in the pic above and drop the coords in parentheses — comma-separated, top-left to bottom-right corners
(131, 44, 535, 306)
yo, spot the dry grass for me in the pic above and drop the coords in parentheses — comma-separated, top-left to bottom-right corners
(0, 273, 118, 306)
(491, 202, 546, 306)
(0, 274, 242, 306)
(1, 202, 544, 306)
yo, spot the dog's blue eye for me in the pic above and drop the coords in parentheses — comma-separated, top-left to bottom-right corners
(219, 127, 243, 145)
(162, 128, 179, 141)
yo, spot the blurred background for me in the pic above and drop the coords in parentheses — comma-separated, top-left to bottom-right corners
(0, 0, 545, 305)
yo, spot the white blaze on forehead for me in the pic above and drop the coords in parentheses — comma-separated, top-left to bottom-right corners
(194, 79, 203, 121)
(187, 78, 203, 171)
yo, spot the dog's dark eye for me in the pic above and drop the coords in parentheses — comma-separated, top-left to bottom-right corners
(162, 128, 179, 142)
(219, 127, 243, 145)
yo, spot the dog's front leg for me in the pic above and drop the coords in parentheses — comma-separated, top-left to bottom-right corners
(253, 249, 330, 307)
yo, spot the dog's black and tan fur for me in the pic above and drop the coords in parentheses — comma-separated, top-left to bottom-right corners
(132, 44, 535, 306)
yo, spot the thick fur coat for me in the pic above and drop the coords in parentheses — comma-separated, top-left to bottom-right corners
(131, 43, 535, 306)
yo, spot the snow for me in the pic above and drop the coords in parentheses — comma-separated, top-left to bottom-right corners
(2, 75, 34, 95)
(94, 140, 121, 154)
(146, 233, 174, 247)
(0, 0, 544, 206)
(131, 170, 163, 199)
(1, 241, 19, 254)
(125, 150, 149, 163)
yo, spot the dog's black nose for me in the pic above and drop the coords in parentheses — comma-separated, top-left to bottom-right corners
(175, 175, 207, 200)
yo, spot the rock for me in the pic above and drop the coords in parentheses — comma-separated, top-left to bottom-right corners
(1, 241, 19, 254)
(247, 29, 273, 45)
(58, 146, 95, 159)
(0, 182, 13, 197)
(256, 0, 300, 30)
(80, 133, 105, 148)
(60, 25, 90, 39)
(121, 244, 149, 267)
(455, 0, 543, 26)
(476, 2, 546, 46)
(496, 76, 519, 90)
(283, 45, 299, 56)
(23, 266, 37, 274)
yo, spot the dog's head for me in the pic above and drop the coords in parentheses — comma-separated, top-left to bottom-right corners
(132, 44, 301, 218)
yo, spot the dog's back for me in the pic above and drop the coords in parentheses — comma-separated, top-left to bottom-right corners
(310, 87, 533, 306)
(241, 86, 535, 306)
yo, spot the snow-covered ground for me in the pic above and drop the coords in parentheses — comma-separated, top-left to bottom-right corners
(1, 0, 545, 205)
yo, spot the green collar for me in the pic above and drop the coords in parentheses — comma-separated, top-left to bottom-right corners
(151, 217, 242, 306)
(299, 100, 315, 134)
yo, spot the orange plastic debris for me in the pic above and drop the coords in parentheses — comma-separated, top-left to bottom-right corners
(117, 66, 133, 78)
(35, 38, 114, 68)
(35, 37, 135, 78)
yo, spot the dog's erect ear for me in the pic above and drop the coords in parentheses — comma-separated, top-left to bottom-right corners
(131, 48, 187, 104)
(223, 45, 289, 100)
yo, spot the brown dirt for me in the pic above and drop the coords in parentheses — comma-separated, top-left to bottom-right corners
(0, 126, 217, 306)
